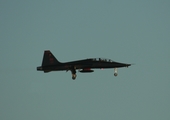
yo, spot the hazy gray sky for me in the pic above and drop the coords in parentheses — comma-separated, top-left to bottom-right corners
(1, 0, 170, 120)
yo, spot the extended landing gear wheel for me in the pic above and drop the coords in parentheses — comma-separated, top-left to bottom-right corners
(114, 73, 118, 76)
(114, 68, 118, 77)
(72, 74, 77, 80)
(70, 66, 77, 80)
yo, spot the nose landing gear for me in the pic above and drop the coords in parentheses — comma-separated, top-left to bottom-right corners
(114, 68, 118, 76)
(114, 73, 118, 76)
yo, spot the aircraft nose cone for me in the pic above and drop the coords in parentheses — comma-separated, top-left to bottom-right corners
(126, 64, 131, 67)
(118, 63, 131, 67)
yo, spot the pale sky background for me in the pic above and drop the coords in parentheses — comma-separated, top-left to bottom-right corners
(0, 0, 170, 120)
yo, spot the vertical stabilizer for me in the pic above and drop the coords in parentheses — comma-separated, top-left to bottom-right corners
(42, 50, 60, 66)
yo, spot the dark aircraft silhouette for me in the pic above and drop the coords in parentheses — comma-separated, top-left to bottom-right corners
(37, 50, 131, 80)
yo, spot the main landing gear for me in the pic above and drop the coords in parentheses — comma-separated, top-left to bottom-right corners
(71, 67, 77, 80)
(114, 68, 118, 76)
(72, 74, 77, 80)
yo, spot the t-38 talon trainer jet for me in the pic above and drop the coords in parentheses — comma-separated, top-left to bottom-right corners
(37, 50, 131, 80)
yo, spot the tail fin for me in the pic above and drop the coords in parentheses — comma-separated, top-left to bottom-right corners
(42, 50, 60, 66)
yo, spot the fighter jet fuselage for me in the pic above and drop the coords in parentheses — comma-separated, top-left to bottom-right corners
(37, 50, 131, 80)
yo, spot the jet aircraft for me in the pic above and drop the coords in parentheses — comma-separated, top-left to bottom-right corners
(37, 50, 131, 80)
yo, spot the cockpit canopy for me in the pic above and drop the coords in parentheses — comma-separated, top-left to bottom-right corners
(91, 58, 114, 62)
